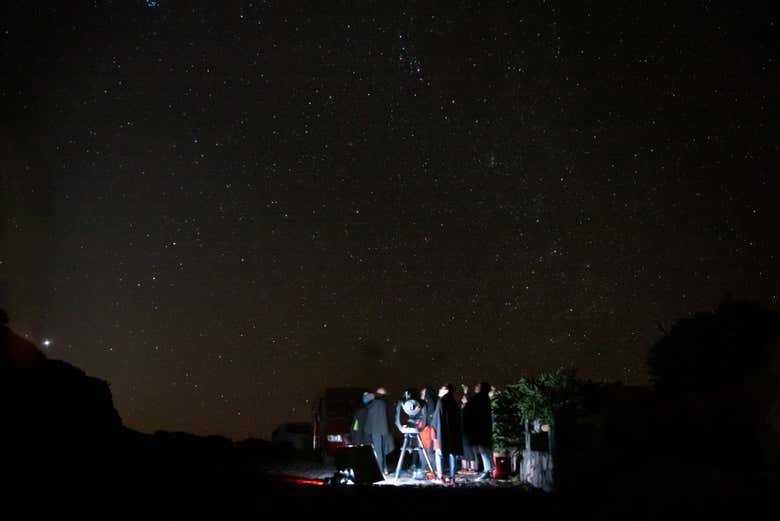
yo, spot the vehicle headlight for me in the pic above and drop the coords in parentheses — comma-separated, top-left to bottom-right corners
(326, 434, 343, 442)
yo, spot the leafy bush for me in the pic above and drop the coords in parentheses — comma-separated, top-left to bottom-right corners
(493, 367, 582, 453)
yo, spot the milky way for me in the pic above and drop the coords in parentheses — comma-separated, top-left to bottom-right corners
(2, 1, 778, 439)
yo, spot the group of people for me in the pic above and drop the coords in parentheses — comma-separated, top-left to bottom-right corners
(351, 383, 495, 483)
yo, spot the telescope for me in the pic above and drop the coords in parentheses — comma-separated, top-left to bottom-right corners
(394, 397, 434, 480)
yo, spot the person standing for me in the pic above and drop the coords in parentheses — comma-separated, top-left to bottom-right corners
(350, 391, 373, 446)
(460, 384, 479, 473)
(364, 387, 394, 475)
(419, 387, 437, 474)
(431, 383, 463, 484)
(468, 382, 495, 480)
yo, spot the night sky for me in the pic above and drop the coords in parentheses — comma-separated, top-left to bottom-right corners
(2, 1, 778, 440)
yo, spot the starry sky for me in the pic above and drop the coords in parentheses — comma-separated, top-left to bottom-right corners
(2, 1, 778, 440)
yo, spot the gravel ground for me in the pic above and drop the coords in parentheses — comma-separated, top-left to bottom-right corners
(259, 456, 522, 488)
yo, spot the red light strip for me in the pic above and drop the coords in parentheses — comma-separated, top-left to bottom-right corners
(286, 478, 325, 486)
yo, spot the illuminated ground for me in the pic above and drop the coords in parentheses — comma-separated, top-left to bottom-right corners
(259, 456, 521, 487)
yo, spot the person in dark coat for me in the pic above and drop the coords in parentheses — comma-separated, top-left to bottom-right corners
(420, 386, 437, 427)
(350, 392, 373, 446)
(431, 383, 463, 483)
(460, 384, 479, 473)
(419, 387, 437, 471)
(467, 381, 495, 480)
(364, 387, 395, 474)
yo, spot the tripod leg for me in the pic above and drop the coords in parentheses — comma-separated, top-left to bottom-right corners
(394, 436, 409, 480)
(417, 433, 434, 473)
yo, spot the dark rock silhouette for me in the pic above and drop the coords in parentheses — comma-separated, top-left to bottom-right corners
(0, 307, 47, 369)
(0, 307, 123, 480)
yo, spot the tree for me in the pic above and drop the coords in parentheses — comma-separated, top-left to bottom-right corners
(492, 367, 582, 454)
(492, 367, 587, 491)
(647, 295, 780, 395)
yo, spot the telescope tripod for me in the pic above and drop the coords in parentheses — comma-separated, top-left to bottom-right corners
(394, 431, 434, 480)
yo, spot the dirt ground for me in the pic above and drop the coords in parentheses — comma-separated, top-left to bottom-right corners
(258, 454, 522, 487)
(247, 461, 550, 519)
(248, 454, 777, 520)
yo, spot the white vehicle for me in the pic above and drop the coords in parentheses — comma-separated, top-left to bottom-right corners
(271, 422, 312, 451)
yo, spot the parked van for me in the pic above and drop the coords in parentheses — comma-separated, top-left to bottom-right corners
(312, 387, 365, 457)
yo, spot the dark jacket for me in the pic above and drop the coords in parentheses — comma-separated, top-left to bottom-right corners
(421, 390, 437, 430)
(364, 395, 395, 454)
(432, 392, 463, 457)
(464, 385, 493, 448)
